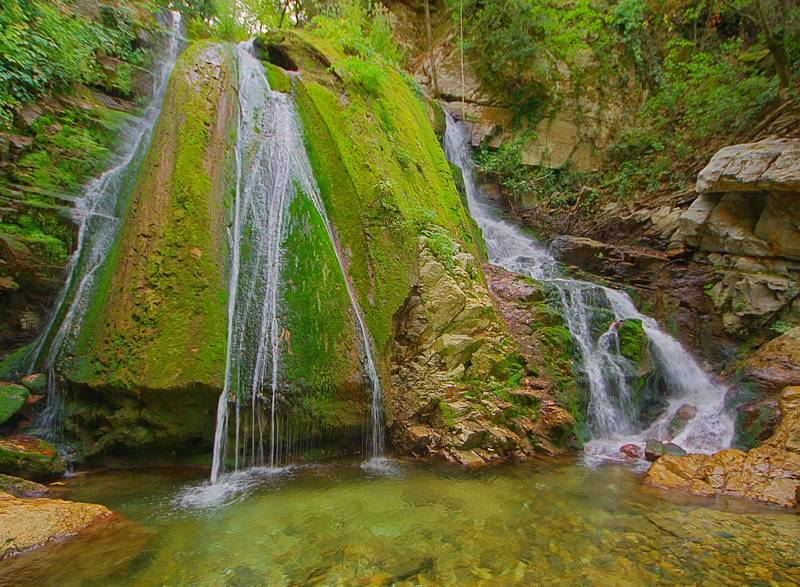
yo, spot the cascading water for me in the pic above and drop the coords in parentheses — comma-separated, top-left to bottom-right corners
(443, 112, 734, 458)
(25, 12, 184, 440)
(210, 43, 384, 483)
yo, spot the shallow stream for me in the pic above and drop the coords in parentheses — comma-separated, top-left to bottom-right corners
(3, 459, 798, 586)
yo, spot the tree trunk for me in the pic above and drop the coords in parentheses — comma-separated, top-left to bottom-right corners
(766, 34, 791, 91)
(424, 0, 440, 97)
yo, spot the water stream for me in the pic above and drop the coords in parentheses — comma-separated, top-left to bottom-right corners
(24, 12, 184, 440)
(210, 44, 384, 483)
(443, 113, 734, 458)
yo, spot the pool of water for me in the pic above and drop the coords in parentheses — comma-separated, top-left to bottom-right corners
(2, 458, 799, 586)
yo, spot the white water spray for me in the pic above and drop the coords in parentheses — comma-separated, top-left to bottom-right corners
(211, 44, 384, 483)
(444, 113, 734, 458)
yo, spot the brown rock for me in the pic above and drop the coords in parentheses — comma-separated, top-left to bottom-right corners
(644, 386, 800, 508)
(620, 443, 644, 460)
(745, 327, 800, 393)
(0, 492, 112, 558)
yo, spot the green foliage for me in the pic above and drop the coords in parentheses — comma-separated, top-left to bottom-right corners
(0, 0, 154, 127)
(770, 320, 793, 335)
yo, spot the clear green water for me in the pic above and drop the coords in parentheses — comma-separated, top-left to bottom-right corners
(2, 458, 799, 586)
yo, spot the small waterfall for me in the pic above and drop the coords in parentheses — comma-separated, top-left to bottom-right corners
(25, 12, 184, 439)
(211, 43, 384, 483)
(443, 113, 734, 457)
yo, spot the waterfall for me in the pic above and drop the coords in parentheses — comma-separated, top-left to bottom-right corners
(210, 43, 384, 483)
(25, 12, 184, 439)
(443, 113, 734, 457)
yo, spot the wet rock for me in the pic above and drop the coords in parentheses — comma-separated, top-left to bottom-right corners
(19, 373, 47, 395)
(404, 425, 440, 454)
(0, 383, 29, 425)
(0, 492, 112, 558)
(620, 443, 644, 460)
(549, 236, 614, 273)
(0, 474, 48, 498)
(667, 404, 698, 438)
(0, 436, 66, 481)
(644, 439, 686, 462)
(745, 326, 800, 393)
(645, 386, 800, 508)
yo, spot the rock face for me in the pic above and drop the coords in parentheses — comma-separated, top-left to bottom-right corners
(0, 492, 112, 558)
(389, 260, 577, 465)
(0, 435, 66, 481)
(645, 386, 800, 508)
(51, 43, 239, 456)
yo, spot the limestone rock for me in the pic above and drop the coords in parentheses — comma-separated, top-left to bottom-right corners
(549, 236, 614, 272)
(0, 436, 66, 481)
(745, 327, 800, 393)
(0, 492, 112, 558)
(696, 138, 800, 194)
(0, 383, 29, 425)
(644, 439, 686, 462)
(645, 386, 800, 508)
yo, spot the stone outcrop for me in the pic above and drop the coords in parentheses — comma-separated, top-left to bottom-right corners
(0, 474, 48, 498)
(0, 492, 112, 558)
(644, 386, 800, 508)
(695, 138, 800, 194)
(389, 252, 576, 465)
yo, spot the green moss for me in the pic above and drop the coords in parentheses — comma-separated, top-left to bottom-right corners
(265, 62, 292, 93)
(0, 343, 34, 380)
(616, 319, 647, 363)
(66, 42, 235, 391)
(0, 383, 29, 425)
(289, 30, 482, 357)
(278, 186, 365, 431)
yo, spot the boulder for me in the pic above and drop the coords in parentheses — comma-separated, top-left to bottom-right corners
(696, 138, 800, 194)
(0, 383, 29, 425)
(549, 236, 614, 272)
(620, 443, 644, 460)
(0, 474, 48, 498)
(644, 439, 686, 462)
(0, 492, 112, 558)
(744, 327, 800, 393)
(668, 404, 698, 438)
(645, 386, 800, 508)
(0, 436, 66, 481)
(19, 373, 47, 395)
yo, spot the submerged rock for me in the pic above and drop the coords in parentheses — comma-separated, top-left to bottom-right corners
(645, 386, 800, 508)
(0, 383, 29, 425)
(0, 435, 66, 480)
(0, 492, 111, 558)
(620, 443, 644, 460)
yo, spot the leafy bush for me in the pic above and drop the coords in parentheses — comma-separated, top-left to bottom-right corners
(0, 0, 153, 127)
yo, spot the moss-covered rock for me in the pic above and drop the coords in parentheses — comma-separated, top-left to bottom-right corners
(617, 319, 647, 363)
(19, 373, 46, 394)
(276, 188, 367, 444)
(0, 383, 29, 425)
(0, 473, 48, 498)
(270, 30, 483, 360)
(66, 42, 236, 396)
(0, 435, 66, 480)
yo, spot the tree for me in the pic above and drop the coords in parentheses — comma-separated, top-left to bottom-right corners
(720, 0, 792, 91)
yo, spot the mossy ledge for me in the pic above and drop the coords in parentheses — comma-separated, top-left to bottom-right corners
(60, 42, 238, 453)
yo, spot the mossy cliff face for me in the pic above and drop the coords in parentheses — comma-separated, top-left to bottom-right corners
(59, 43, 238, 454)
(269, 31, 484, 361)
(277, 188, 366, 446)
